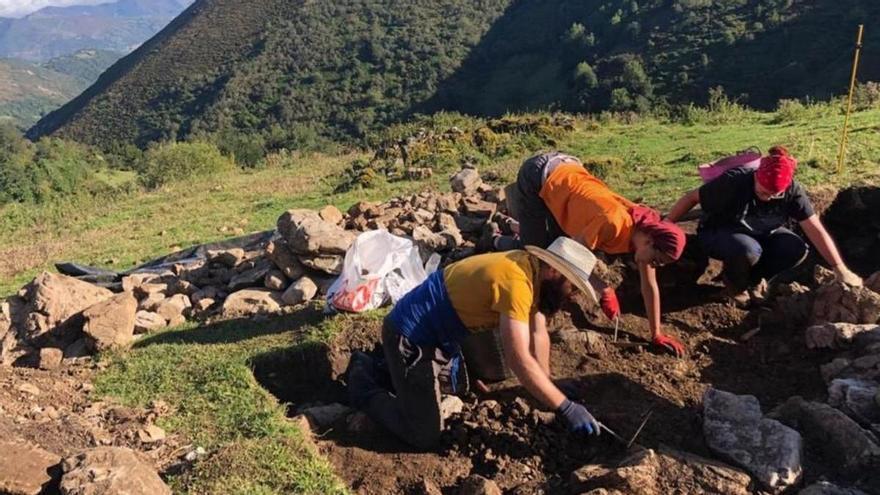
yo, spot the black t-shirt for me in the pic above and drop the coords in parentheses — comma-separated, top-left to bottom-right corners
(698, 167, 815, 234)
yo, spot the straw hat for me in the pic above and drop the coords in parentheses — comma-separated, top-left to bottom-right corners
(525, 237, 598, 303)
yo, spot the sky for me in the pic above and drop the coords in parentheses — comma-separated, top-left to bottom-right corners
(0, 0, 111, 17)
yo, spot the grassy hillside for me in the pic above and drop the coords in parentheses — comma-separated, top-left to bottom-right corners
(5, 104, 880, 296)
(29, 0, 880, 150)
(0, 50, 121, 128)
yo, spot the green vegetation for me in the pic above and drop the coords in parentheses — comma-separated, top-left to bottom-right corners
(94, 310, 349, 493)
(139, 141, 235, 189)
(29, 0, 880, 150)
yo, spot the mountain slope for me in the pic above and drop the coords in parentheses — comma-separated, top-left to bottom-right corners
(0, 50, 121, 128)
(0, 0, 192, 62)
(29, 0, 880, 149)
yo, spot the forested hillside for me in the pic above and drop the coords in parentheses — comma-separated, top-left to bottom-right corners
(29, 0, 879, 149)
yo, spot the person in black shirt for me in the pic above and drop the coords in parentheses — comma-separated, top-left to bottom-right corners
(666, 146, 861, 305)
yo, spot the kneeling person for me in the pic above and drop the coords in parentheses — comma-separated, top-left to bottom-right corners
(347, 238, 601, 450)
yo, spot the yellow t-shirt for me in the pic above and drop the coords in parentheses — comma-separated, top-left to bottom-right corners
(539, 163, 636, 254)
(443, 251, 540, 329)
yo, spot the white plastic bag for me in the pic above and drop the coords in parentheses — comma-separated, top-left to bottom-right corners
(326, 230, 437, 313)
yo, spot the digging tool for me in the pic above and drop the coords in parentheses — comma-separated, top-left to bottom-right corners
(597, 406, 655, 449)
(613, 316, 620, 342)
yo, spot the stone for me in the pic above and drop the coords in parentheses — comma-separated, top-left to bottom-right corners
(133, 311, 166, 334)
(190, 286, 220, 306)
(193, 298, 215, 312)
(555, 326, 606, 356)
(121, 273, 161, 293)
(264, 269, 288, 290)
(821, 358, 853, 383)
(827, 379, 880, 425)
(413, 225, 450, 251)
(462, 197, 497, 217)
(458, 474, 501, 495)
(22, 272, 113, 342)
(227, 260, 273, 291)
(440, 395, 465, 420)
(206, 248, 245, 267)
(221, 289, 283, 318)
(450, 168, 482, 196)
(278, 209, 355, 255)
(702, 388, 802, 492)
(806, 323, 880, 349)
(812, 282, 880, 325)
(60, 447, 171, 495)
(154, 294, 191, 323)
(570, 447, 752, 495)
(132, 282, 168, 300)
(167, 279, 198, 296)
(436, 193, 461, 213)
(0, 439, 61, 495)
(17, 383, 40, 395)
(299, 254, 344, 275)
(301, 403, 352, 429)
(267, 242, 307, 279)
(318, 205, 344, 225)
(799, 482, 869, 495)
(38, 347, 63, 370)
(281, 277, 318, 306)
(137, 425, 166, 444)
(773, 396, 880, 475)
(137, 292, 165, 312)
(82, 292, 138, 352)
(417, 479, 443, 495)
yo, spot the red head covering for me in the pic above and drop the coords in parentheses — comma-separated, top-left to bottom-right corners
(630, 205, 686, 261)
(756, 146, 797, 195)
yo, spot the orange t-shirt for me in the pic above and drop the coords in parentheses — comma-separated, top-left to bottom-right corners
(539, 163, 636, 254)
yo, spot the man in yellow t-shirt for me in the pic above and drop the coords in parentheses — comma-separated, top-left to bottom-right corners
(503, 151, 687, 357)
(347, 238, 603, 450)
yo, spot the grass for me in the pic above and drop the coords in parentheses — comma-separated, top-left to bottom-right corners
(94, 307, 362, 493)
(4, 106, 880, 492)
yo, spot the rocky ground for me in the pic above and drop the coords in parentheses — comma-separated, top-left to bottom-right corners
(1, 170, 879, 494)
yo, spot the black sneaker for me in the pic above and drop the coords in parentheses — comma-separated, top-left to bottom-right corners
(346, 351, 382, 409)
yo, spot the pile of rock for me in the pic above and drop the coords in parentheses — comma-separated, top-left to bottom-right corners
(0, 166, 509, 367)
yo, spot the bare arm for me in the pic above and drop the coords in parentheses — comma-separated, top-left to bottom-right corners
(639, 263, 662, 338)
(665, 189, 700, 223)
(500, 314, 566, 410)
(530, 312, 551, 376)
(799, 215, 844, 267)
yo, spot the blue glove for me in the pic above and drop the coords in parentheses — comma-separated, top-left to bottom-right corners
(557, 399, 600, 435)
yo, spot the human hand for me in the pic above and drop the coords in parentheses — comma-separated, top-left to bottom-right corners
(652, 333, 685, 357)
(556, 399, 600, 435)
(834, 265, 863, 287)
(600, 287, 621, 320)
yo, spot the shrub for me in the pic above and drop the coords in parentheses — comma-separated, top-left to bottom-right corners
(139, 141, 234, 189)
(852, 81, 880, 111)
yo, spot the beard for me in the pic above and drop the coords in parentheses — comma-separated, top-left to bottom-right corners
(538, 277, 567, 316)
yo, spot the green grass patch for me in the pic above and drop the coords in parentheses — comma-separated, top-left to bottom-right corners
(94, 307, 352, 493)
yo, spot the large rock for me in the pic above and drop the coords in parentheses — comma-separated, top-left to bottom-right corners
(450, 168, 482, 196)
(134, 311, 166, 334)
(21, 272, 113, 342)
(812, 282, 880, 325)
(277, 209, 355, 255)
(264, 269, 288, 291)
(299, 254, 344, 275)
(206, 247, 245, 267)
(154, 294, 191, 324)
(702, 388, 802, 492)
(82, 293, 138, 352)
(412, 225, 450, 251)
(38, 347, 64, 370)
(806, 323, 880, 350)
(570, 447, 753, 495)
(318, 205, 344, 225)
(281, 277, 318, 306)
(458, 474, 501, 495)
(266, 239, 305, 280)
(773, 396, 880, 475)
(221, 289, 283, 318)
(828, 378, 880, 425)
(0, 440, 61, 495)
(60, 447, 171, 495)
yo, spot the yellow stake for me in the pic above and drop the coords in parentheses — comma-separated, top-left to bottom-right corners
(836, 24, 865, 174)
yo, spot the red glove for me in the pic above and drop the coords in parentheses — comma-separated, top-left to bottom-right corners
(653, 334, 685, 357)
(600, 288, 620, 320)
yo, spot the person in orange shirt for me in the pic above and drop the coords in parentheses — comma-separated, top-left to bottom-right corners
(504, 151, 687, 356)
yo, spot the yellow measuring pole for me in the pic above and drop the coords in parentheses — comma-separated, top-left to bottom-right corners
(836, 24, 865, 174)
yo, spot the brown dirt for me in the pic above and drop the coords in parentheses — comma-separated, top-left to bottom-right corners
(0, 360, 187, 478)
